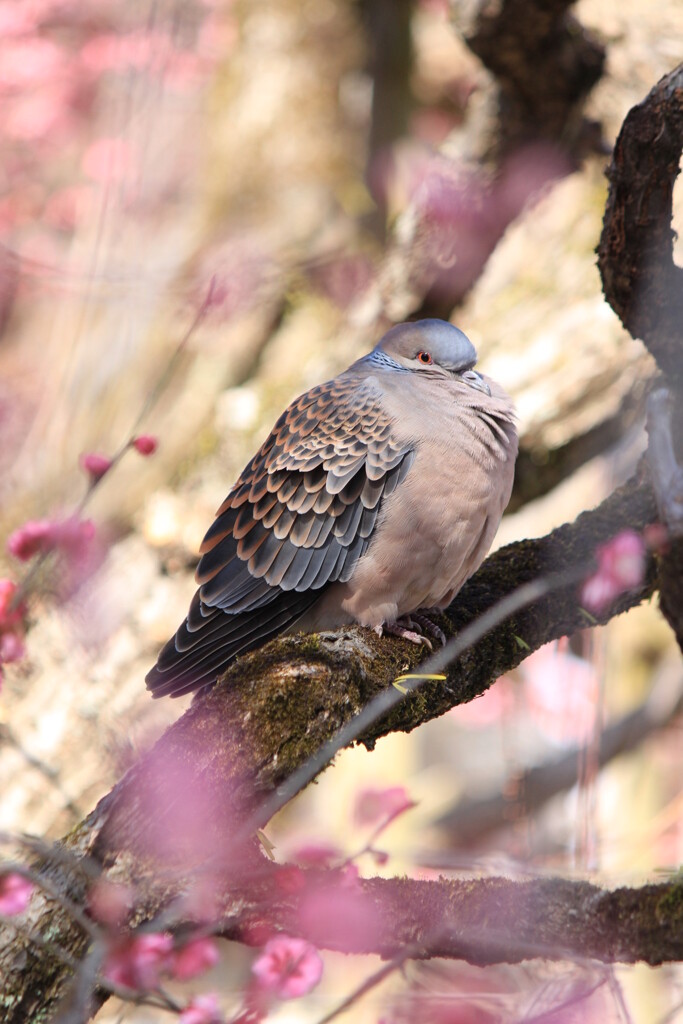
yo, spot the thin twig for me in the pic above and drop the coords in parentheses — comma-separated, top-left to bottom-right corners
(0, 724, 83, 820)
(314, 952, 408, 1024)
(10, 277, 217, 612)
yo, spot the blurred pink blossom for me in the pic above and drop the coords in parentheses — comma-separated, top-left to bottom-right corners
(80, 32, 155, 74)
(194, 237, 277, 324)
(7, 516, 96, 566)
(353, 785, 415, 827)
(123, 741, 246, 869)
(0, 4, 38, 36)
(0, 631, 25, 663)
(81, 137, 136, 184)
(7, 519, 58, 561)
(307, 253, 374, 309)
(0, 873, 33, 916)
(4, 89, 75, 142)
(87, 880, 134, 927)
(132, 434, 158, 456)
(179, 993, 223, 1024)
(102, 931, 173, 991)
(79, 451, 112, 482)
(0, 38, 64, 90)
(298, 873, 382, 952)
(252, 935, 323, 1000)
(171, 935, 220, 981)
(580, 529, 646, 614)
(522, 640, 598, 745)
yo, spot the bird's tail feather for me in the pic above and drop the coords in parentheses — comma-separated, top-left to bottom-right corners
(145, 588, 319, 699)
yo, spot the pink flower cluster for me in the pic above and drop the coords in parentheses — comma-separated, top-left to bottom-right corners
(0, 872, 34, 915)
(580, 529, 647, 614)
(102, 931, 219, 992)
(251, 934, 323, 1000)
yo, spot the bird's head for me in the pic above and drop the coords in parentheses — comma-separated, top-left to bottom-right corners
(374, 319, 491, 395)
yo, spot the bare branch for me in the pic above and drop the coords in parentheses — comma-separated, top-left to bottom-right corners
(598, 63, 683, 385)
(647, 389, 683, 652)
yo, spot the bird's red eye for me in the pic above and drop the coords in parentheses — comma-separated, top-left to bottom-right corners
(417, 351, 433, 365)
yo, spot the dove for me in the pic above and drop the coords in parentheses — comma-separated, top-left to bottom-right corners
(146, 319, 517, 699)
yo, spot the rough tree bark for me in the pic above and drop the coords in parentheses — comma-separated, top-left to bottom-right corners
(451, 0, 606, 157)
(1, 58, 682, 1024)
(598, 62, 683, 653)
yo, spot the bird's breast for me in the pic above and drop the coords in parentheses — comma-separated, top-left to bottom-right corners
(338, 400, 516, 626)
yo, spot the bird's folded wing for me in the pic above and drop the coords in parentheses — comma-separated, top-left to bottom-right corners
(146, 375, 414, 698)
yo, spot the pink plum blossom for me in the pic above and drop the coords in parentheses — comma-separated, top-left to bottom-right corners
(252, 935, 323, 1000)
(132, 434, 158, 455)
(7, 517, 97, 594)
(79, 451, 112, 482)
(7, 519, 58, 561)
(102, 931, 173, 991)
(580, 529, 647, 614)
(0, 873, 34, 916)
(179, 994, 223, 1024)
(171, 935, 220, 981)
(353, 785, 415, 827)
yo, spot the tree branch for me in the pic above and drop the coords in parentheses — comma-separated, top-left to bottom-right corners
(96, 469, 657, 860)
(220, 865, 683, 968)
(3, 61, 683, 1024)
(452, 0, 606, 158)
(0, 471, 659, 1021)
(598, 63, 683, 387)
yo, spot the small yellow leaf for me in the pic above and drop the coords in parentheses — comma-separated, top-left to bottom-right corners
(512, 634, 530, 651)
(392, 673, 447, 692)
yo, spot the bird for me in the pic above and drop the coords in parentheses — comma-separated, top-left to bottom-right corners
(146, 319, 518, 699)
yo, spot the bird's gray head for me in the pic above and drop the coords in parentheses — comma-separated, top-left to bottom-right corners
(373, 319, 491, 395)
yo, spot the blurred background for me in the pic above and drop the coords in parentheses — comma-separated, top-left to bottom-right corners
(0, 0, 681, 1021)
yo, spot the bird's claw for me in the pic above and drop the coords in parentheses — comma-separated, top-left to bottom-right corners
(412, 611, 447, 647)
(376, 617, 433, 650)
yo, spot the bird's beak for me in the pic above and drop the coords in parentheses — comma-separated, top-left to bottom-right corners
(460, 369, 491, 396)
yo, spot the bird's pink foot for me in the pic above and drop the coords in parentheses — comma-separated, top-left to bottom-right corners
(375, 617, 433, 649)
(412, 611, 447, 647)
